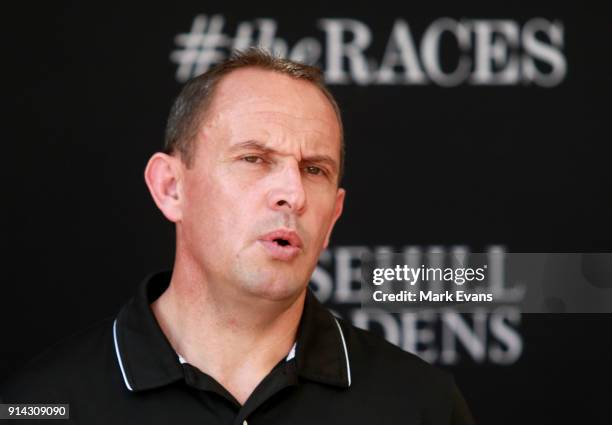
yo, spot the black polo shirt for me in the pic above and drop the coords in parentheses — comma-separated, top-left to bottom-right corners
(1, 271, 474, 424)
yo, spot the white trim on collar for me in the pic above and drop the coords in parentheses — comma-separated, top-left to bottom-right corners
(113, 319, 134, 392)
(334, 318, 352, 387)
(286, 342, 297, 361)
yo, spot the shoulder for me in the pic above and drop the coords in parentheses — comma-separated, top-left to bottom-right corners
(0, 317, 116, 401)
(337, 316, 451, 387)
(335, 317, 474, 423)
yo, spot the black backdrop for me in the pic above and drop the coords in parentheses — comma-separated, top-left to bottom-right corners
(3, 2, 612, 424)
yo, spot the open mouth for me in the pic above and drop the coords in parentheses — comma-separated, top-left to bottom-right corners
(259, 229, 303, 261)
(273, 238, 291, 247)
(261, 229, 302, 248)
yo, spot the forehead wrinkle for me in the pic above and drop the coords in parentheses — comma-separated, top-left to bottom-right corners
(211, 108, 338, 152)
(201, 108, 336, 143)
(212, 103, 338, 133)
(247, 109, 338, 130)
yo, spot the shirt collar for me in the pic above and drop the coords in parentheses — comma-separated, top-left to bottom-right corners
(113, 271, 351, 392)
(113, 271, 183, 392)
(294, 289, 351, 388)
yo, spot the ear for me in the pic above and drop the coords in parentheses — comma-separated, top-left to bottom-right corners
(144, 152, 184, 222)
(323, 188, 346, 249)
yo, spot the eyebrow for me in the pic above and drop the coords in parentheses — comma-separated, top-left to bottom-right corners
(229, 140, 339, 174)
(229, 140, 275, 155)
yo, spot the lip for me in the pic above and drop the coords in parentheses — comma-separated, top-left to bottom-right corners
(258, 229, 303, 261)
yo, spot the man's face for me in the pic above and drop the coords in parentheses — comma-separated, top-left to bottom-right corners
(177, 68, 345, 302)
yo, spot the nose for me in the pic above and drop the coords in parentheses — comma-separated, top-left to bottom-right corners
(267, 161, 307, 214)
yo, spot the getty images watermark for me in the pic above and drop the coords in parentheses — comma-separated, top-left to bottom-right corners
(360, 250, 612, 313)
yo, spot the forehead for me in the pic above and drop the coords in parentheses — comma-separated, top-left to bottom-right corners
(201, 68, 341, 154)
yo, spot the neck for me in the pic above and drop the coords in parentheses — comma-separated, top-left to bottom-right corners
(151, 262, 305, 405)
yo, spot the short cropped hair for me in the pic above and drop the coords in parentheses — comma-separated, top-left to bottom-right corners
(164, 47, 345, 183)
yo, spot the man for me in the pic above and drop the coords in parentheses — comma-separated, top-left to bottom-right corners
(1, 49, 474, 424)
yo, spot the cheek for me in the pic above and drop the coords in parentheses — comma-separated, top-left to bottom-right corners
(305, 192, 338, 242)
(183, 175, 256, 242)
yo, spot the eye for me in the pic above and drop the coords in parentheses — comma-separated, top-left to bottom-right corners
(242, 155, 263, 164)
(305, 165, 324, 175)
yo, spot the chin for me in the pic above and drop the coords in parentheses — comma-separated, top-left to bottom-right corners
(228, 249, 315, 302)
(239, 272, 307, 302)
